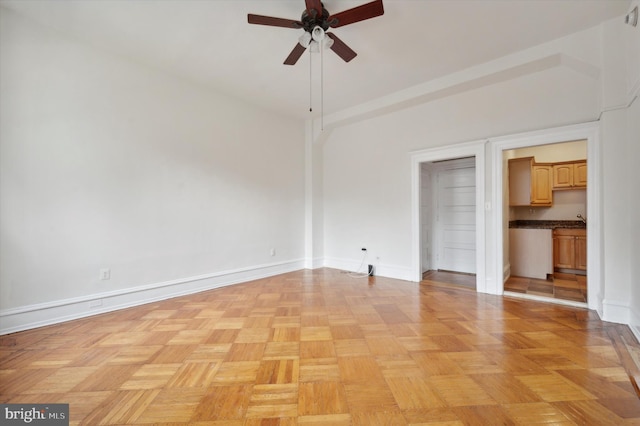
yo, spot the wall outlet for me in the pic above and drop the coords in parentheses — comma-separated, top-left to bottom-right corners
(99, 268, 110, 280)
(270, 248, 276, 256)
(89, 299, 103, 308)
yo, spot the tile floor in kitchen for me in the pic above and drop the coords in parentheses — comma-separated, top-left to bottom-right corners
(504, 272, 587, 303)
(422, 270, 587, 304)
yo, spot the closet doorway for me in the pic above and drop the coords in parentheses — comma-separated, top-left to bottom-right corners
(421, 157, 476, 277)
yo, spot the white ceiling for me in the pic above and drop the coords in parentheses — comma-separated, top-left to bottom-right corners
(0, 0, 631, 119)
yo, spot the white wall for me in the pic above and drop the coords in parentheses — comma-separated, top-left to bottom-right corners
(630, 96, 640, 337)
(598, 9, 638, 325)
(625, 1, 640, 337)
(0, 8, 305, 332)
(322, 26, 601, 282)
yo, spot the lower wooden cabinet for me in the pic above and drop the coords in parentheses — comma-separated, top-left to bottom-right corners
(553, 228, 586, 271)
(575, 235, 587, 270)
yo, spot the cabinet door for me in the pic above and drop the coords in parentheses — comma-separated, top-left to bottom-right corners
(573, 162, 587, 187)
(508, 158, 532, 206)
(575, 236, 587, 270)
(553, 164, 573, 188)
(553, 235, 575, 269)
(531, 165, 552, 205)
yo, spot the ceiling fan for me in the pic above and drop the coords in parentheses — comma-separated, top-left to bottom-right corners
(248, 0, 384, 65)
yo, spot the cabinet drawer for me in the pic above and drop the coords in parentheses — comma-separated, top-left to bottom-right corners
(553, 228, 586, 237)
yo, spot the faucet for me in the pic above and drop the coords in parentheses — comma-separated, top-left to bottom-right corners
(577, 214, 586, 224)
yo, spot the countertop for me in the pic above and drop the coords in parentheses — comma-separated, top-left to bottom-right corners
(508, 220, 586, 229)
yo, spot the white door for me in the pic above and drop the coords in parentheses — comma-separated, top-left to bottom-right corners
(435, 160, 476, 274)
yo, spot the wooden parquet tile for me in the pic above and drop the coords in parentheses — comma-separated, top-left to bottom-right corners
(1, 268, 640, 425)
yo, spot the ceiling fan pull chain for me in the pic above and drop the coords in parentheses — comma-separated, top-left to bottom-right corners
(309, 49, 313, 112)
(321, 39, 324, 131)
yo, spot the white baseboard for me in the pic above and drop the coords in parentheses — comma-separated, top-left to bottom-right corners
(503, 263, 511, 283)
(323, 257, 413, 282)
(0, 259, 304, 335)
(601, 298, 631, 325)
(630, 306, 640, 343)
(304, 256, 325, 269)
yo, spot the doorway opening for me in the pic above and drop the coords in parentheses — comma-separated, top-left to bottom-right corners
(410, 140, 486, 291)
(491, 122, 601, 312)
(502, 140, 588, 305)
(420, 157, 477, 290)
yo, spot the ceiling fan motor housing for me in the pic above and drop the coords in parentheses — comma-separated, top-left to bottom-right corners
(301, 5, 334, 33)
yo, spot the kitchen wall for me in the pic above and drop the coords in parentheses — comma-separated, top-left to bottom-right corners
(0, 8, 305, 332)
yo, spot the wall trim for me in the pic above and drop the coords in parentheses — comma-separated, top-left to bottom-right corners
(504, 291, 587, 309)
(602, 298, 631, 325)
(323, 257, 413, 282)
(503, 263, 511, 283)
(305, 256, 325, 269)
(631, 306, 640, 343)
(0, 260, 304, 335)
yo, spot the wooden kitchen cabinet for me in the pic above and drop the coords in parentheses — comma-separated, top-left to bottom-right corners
(531, 164, 553, 205)
(552, 161, 587, 189)
(553, 228, 586, 271)
(573, 162, 587, 187)
(575, 235, 587, 270)
(508, 157, 553, 207)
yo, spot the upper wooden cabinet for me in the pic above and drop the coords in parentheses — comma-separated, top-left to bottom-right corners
(573, 162, 587, 187)
(508, 157, 553, 206)
(552, 160, 587, 189)
(531, 164, 553, 205)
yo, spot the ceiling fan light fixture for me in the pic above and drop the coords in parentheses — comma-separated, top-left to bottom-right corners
(299, 31, 312, 47)
(311, 25, 325, 42)
(324, 36, 334, 49)
(310, 40, 320, 53)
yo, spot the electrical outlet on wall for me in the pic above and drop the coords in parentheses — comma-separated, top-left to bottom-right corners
(99, 268, 110, 280)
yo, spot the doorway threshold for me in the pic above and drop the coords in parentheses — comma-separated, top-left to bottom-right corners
(503, 291, 588, 309)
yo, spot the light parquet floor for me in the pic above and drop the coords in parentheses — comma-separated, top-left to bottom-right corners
(1, 268, 640, 425)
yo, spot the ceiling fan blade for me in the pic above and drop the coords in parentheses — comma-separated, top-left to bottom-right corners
(305, 0, 323, 18)
(326, 33, 357, 62)
(284, 43, 307, 65)
(329, 0, 384, 28)
(248, 14, 302, 28)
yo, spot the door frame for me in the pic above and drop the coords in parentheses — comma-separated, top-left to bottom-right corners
(410, 140, 486, 291)
(490, 121, 601, 313)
